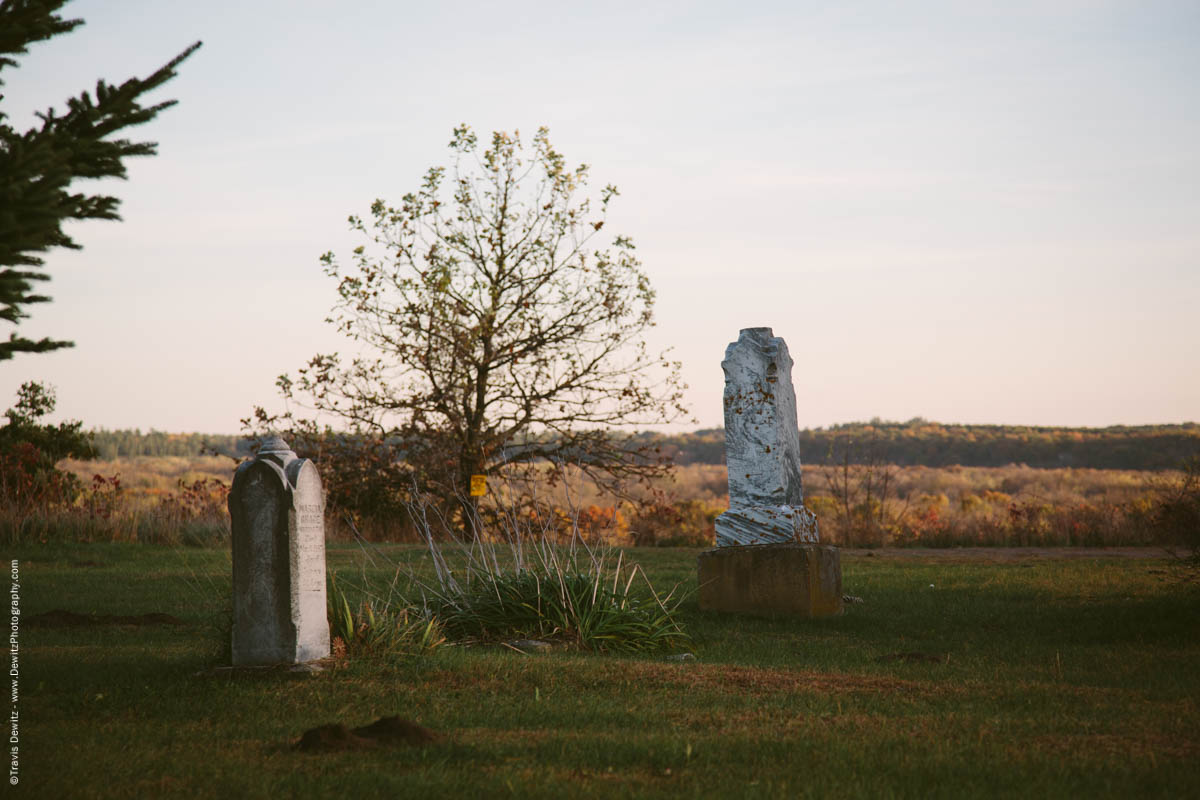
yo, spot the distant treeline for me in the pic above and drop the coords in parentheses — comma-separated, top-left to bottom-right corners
(89, 420, 1200, 471)
(88, 429, 250, 460)
(643, 421, 1200, 471)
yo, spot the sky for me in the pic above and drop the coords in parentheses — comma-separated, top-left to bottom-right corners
(3, 0, 1198, 434)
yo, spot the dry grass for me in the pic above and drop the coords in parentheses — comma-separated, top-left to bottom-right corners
(667, 462, 1168, 508)
(29, 456, 1177, 549)
(475, 462, 1170, 548)
(57, 454, 234, 493)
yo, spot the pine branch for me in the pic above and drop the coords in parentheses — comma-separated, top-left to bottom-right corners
(0, 0, 200, 360)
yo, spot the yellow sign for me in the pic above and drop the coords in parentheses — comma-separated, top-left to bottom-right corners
(469, 475, 487, 497)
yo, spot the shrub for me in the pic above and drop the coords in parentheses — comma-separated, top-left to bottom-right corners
(626, 491, 718, 547)
(327, 573, 444, 659)
(1151, 457, 1200, 560)
(157, 477, 231, 546)
(0, 382, 92, 517)
(0, 441, 81, 514)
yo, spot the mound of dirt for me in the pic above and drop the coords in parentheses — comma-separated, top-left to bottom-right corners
(295, 724, 378, 752)
(26, 609, 186, 628)
(295, 716, 439, 752)
(353, 715, 439, 746)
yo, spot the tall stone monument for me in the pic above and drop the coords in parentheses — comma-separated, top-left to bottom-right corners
(715, 327, 819, 546)
(229, 436, 330, 666)
(698, 328, 842, 616)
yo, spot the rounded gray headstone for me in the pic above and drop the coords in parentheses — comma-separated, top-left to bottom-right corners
(229, 439, 329, 666)
(258, 435, 294, 455)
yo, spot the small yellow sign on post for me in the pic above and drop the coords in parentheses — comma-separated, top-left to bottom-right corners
(469, 474, 487, 497)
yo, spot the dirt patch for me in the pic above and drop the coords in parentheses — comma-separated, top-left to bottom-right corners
(618, 661, 937, 696)
(843, 547, 1167, 562)
(1029, 732, 1199, 761)
(420, 660, 932, 698)
(422, 668, 512, 694)
(26, 609, 186, 628)
(192, 659, 336, 679)
(295, 716, 439, 752)
(456, 727, 562, 747)
(875, 652, 946, 664)
(1146, 565, 1200, 584)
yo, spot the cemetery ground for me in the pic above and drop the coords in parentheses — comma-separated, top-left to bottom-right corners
(17, 542, 1199, 799)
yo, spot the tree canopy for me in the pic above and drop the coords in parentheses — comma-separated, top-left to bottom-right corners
(0, 0, 200, 360)
(257, 125, 688, 522)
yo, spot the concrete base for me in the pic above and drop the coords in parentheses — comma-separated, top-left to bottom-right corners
(697, 543, 843, 617)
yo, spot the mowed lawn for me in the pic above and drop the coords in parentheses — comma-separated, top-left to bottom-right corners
(16, 543, 1200, 799)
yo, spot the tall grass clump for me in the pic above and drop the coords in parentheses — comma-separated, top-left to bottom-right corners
(346, 469, 690, 654)
(327, 572, 445, 658)
(427, 546, 687, 652)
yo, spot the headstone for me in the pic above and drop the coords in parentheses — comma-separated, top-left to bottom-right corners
(229, 436, 330, 666)
(699, 327, 842, 617)
(714, 327, 819, 546)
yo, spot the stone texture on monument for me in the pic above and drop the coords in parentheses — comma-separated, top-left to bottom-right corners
(230, 436, 330, 666)
(697, 543, 842, 616)
(700, 327, 842, 617)
(714, 327, 819, 546)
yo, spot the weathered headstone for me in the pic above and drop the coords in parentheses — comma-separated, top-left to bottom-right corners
(699, 328, 842, 617)
(714, 326, 819, 546)
(229, 436, 330, 666)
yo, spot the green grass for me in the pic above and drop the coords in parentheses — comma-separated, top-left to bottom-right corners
(14, 543, 1200, 798)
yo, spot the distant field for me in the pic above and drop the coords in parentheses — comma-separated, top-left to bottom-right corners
(53, 456, 1170, 549)
(18, 543, 1200, 798)
(59, 454, 235, 493)
(57, 456, 1163, 508)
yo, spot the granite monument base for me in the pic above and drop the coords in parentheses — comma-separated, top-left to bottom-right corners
(697, 543, 843, 617)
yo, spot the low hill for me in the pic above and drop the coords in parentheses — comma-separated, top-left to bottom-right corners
(639, 420, 1200, 471)
(88, 420, 1200, 471)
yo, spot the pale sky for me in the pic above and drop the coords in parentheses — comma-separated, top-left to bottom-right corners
(3, 0, 1197, 434)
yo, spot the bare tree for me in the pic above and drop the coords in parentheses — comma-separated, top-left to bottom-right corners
(817, 429, 908, 546)
(257, 126, 688, 527)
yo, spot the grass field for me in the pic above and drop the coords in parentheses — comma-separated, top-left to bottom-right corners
(16, 543, 1200, 798)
